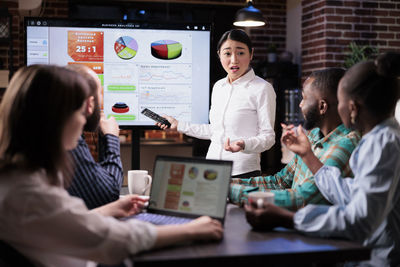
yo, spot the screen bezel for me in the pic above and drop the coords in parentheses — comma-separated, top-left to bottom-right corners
(148, 155, 233, 224)
(24, 17, 212, 129)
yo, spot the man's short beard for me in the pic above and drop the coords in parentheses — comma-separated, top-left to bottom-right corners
(84, 98, 101, 132)
(302, 104, 320, 130)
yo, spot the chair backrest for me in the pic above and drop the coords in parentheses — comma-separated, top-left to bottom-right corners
(0, 240, 35, 267)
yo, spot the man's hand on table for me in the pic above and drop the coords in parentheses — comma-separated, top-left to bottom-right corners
(244, 202, 295, 231)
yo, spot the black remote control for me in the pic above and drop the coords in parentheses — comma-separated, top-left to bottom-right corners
(141, 108, 171, 128)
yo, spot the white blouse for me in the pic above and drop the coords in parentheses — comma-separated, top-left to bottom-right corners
(178, 69, 276, 175)
(0, 169, 157, 267)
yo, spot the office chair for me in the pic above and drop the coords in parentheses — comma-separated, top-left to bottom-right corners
(0, 240, 35, 267)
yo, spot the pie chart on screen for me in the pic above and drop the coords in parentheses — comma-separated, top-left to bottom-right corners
(114, 36, 138, 60)
(151, 40, 182, 60)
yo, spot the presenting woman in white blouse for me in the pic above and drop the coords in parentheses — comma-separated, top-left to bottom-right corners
(159, 29, 276, 178)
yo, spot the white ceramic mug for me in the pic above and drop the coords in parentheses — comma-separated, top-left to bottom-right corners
(248, 191, 275, 209)
(128, 170, 152, 196)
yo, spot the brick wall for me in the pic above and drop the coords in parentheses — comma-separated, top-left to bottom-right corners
(0, 0, 68, 75)
(0, 1, 17, 74)
(3, 0, 399, 81)
(0, 0, 286, 72)
(249, 0, 286, 63)
(302, 0, 400, 79)
(0, 0, 286, 162)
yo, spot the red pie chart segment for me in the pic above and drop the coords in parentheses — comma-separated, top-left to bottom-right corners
(152, 44, 168, 58)
(114, 36, 138, 60)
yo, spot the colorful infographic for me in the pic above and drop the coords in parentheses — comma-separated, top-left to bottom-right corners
(114, 36, 138, 60)
(68, 31, 104, 62)
(151, 40, 182, 60)
(112, 102, 129, 113)
(188, 167, 198, 179)
(203, 169, 218, 181)
(164, 164, 186, 210)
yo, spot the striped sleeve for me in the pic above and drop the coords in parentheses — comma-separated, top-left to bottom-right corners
(67, 134, 124, 209)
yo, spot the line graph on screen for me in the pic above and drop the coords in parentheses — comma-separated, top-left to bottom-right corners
(139, 64, 191, 84)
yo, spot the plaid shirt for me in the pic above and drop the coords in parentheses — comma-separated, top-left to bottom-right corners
(229, 124, 360, 210)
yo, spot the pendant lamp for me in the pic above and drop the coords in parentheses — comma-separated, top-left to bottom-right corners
(233, 0, 266, 27)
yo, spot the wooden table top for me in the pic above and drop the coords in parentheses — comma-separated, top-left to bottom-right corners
(132, 204, 370, 267)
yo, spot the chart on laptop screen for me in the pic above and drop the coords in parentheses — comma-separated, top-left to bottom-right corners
(150, 159, 231, 218)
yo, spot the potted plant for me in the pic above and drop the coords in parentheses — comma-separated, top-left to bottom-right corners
(344, 42, 378, 68)
(266, 43, 277, 63)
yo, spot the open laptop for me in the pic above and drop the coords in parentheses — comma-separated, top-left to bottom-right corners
(131, 155, 233, 225)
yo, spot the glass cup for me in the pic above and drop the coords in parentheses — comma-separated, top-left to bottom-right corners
(248, 191, 275, 208)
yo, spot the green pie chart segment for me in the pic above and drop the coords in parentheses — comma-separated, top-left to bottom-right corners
(151, 40, 182, 60)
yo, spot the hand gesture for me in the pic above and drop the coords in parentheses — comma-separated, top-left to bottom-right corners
(186, 216, 223, 241)
(112, 195, 149, 218)
(224, 138, 245, 153)
(156, 115, 178, 131)
(281, 123, 295, 133)
(100, 112, 120, 137)
(281, 125, 311, 157)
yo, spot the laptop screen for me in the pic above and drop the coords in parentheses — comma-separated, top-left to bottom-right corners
(148, 156, 233, 220)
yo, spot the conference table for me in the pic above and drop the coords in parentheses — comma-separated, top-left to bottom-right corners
(131, 204, 371, 267)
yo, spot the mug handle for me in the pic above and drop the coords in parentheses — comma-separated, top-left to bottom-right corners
(142, 175, 152, 195)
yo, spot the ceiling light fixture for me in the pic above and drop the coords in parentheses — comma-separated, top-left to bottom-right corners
(233, 0, 266, 27)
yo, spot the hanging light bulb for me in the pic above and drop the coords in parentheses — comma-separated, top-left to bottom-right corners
(233, 0, 266, 27)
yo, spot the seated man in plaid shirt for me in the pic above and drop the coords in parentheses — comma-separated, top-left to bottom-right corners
(229, 68, 360, 210)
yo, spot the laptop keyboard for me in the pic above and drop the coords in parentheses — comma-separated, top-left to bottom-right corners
(133, 213, 194, 225)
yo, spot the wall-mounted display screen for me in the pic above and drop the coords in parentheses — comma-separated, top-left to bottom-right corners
(25, 18, 211, 127)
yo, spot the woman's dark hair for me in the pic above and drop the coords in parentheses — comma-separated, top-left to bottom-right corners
(340, 52, 400, 117)
(0, 65, 90, 184)
(217, 29, 253, 54)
